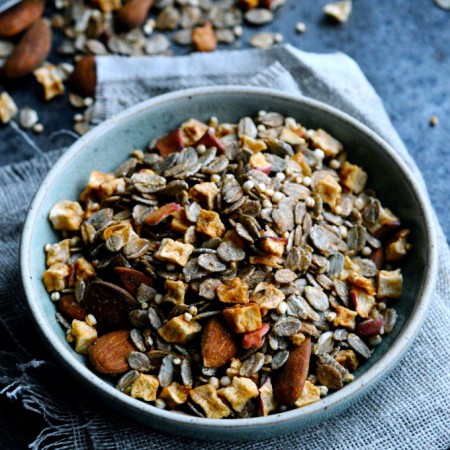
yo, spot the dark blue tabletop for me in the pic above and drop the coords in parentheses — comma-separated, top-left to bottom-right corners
(0, 0, 449, 241)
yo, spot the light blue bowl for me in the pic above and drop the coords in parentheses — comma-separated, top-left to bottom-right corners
(20, 87, 438, 441)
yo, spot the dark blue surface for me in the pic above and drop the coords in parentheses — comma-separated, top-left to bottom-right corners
(0, 0, 449, 245)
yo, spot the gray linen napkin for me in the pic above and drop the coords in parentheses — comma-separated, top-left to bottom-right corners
(1, 44, 449, 449)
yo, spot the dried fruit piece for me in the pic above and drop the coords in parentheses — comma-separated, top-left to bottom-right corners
(0, 92, 17, 123)
(3, 19, 51, 79)
(49, 200, 84, 231)
(43, 263, 70, 292)
(223, 304, 262, 334)
(350, 288, 376, 318)
(202, 318, 238, 368)
(311, 128, 342, 157)
(154, 238, 194, 267)
(356, 318, 384, 338)
(88, 330, 135, 374)
(257, 236, 287, 257)
(144, 203, 181, 225)
(217, 277, 249, 304)
(218, 377, 258, 412)
(195, 209, 225, 238)
(251, 282, 285, 312)
(340, 161, 367, 194)
(160, 382, 190, 408)
(130, 374, 159, 401)
(385, 229, 410, 262)
(294, 380, 321, 408)
(377, 269, 403, 299)
(335, 349, 359, 371)
(0, 0, 45, 38)
(158, 315, 202, 344)
(82, 281, 139, 326)
(333, 305, 357, 330)
(259, 377, 276, 416)
(189, 384, 230, 419)
(34, 64, 64, 101)
(242, 323, 270, 349)
(192, 23, 217, 52)
(71, 319, 98, 355)
(194, 129, 225, 153)
(273, 336, 311, 404)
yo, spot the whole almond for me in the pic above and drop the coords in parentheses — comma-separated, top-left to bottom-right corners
(82, 280, 139, 327)
(114, 267, 154, 295)
(201, 317, 238, 368)
(88, 330, 135, 374)
(0, 0, 45, 38)
(116, 0, 154, 30)
(57, 294, 87, 322)
(70, 55, 96, 98)
(2, 19, 51, 79)
(273, 335, 311, 404)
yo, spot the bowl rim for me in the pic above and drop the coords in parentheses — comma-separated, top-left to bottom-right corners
(20, 85, 438, 431)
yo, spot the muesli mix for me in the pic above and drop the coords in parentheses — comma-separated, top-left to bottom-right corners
(43, 111, 410, 418)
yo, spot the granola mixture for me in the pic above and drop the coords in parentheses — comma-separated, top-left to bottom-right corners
(43, 112, 410, 418)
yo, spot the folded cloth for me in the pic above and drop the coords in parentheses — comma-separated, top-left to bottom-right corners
(1, 45, 449, 450)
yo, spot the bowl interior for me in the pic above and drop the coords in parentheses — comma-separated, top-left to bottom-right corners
(22, 87, 433, 437)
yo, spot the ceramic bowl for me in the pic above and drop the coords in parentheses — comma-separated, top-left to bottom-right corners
(20, 86, 438, 441)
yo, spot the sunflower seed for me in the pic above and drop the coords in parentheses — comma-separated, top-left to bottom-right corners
(116, 370, 140, 393)
(131, 329, 147, 352)
(158, 355, 174, 387)
(346, 224, 368, 251)
(128, 351, 151, 372)
(148, 307, 163, 330)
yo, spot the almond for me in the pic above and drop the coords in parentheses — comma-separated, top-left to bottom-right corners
(273, 336, 311, 404)
(201, 317, 238, 368)
(88, 330, 134, 374)
(114, 267, 154, 295)
(81, 280, 139, 327)
(116, 0, 154, 30)
(70, 55, 96, 98)
(57, 294, 87, 322)
(2, 19, 51, 79)
(0, 0, 45, 38)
